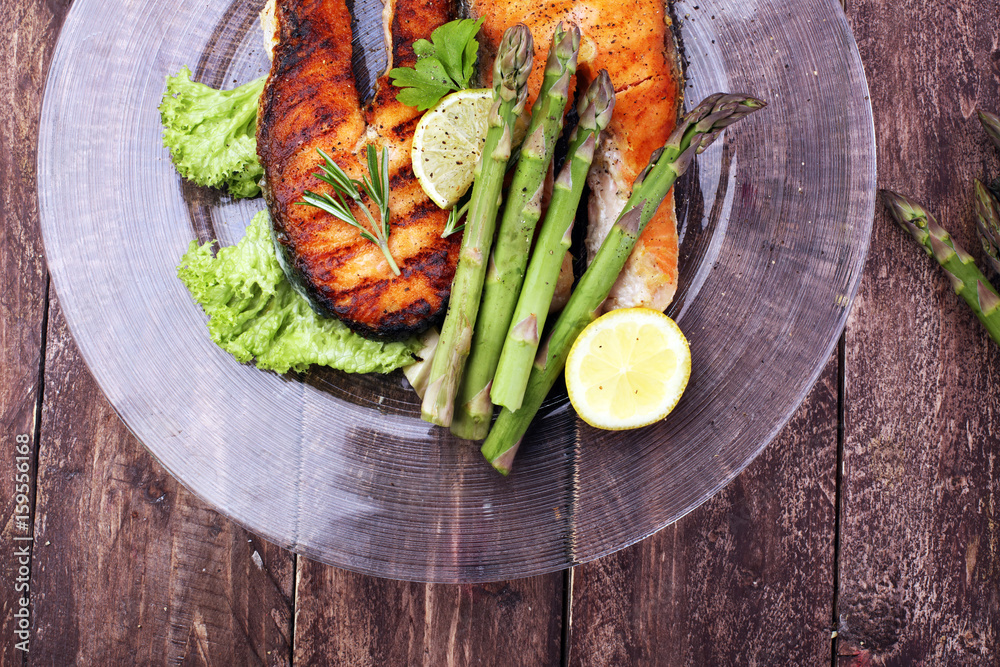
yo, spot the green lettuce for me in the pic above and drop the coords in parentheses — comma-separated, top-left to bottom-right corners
(159, 67, 265, 198)
(177, 211, 419, 374)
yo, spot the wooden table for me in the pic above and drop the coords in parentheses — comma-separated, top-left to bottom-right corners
(3, 0, 999, 664)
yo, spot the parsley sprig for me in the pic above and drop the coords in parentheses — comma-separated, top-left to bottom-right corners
(389, 18, 484, 110)
(297, 146, 401, 276)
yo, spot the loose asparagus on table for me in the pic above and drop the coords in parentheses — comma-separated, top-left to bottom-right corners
(489, 71, 616, 413)
(421, 24, 533, 427)
(882, 190, 1000, 347)
(979, 109, 1000, 152)
(450, 24, 581, 440)
(974, 179, 1000, 276)
(481, 93, 766, 474)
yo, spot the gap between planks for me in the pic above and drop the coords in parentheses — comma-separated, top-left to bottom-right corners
(831, 333, 847, 666)
(23, 275, 50, 667)
(561, 565, 574, 667)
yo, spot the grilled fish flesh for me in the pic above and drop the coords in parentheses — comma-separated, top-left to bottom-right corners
(469, 0, 683, 311)
(257, 0, 461, 340)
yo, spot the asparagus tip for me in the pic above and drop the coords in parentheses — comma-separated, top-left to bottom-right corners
(495, 24, 533, 111)
(577, 70, 616, 132)
(665, 93, 766, 165)
(973, 179, 1000, 274)
(547, 22, 581, 75)
(982, 244, 1000, 276)
(880, 189, 930, 230)
(978, 109, 1000, 151)
(974, 178, 992, 204)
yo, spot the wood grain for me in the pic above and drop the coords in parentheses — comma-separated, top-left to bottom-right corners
(840, 0, 1000, 663)
(29, 299, 295, 666)
(0, 0, 69, 665)
(293, 561, 565, 666)
(568, 356, 838, 666)
(7, 0, 1000, 664)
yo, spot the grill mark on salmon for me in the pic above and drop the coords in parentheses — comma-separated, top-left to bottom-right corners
(258, 0, 461, 341)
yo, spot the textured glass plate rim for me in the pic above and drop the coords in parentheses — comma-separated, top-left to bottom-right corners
(36, 0, 876, 582)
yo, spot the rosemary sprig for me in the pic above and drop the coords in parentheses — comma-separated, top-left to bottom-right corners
(442, 195, 470, 238)
(297, 145, 400, 276)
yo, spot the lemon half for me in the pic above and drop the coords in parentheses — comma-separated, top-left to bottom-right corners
(411, 88, 493, 209)
(565, 308, 691, 430)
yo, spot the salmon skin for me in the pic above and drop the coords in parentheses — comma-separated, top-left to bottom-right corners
(257, 0, 461, 341)
(469, 0, 683, 311)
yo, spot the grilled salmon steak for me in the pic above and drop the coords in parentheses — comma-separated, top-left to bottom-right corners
(469, 0, 683, 311)
(257, 0, 461, 340)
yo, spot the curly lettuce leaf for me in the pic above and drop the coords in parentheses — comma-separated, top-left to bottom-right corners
(177, 211, 419, 374)
(159, 67, 265, 198)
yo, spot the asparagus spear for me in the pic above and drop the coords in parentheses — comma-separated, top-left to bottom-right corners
(421, 24, 533, 427)
(490, 71, 616, 412)
(450, 24, 581, 440)
(481, 93, 766, 474)
(979, 109, 1000, 152)
(882, 190, 1000, 347)
(974, 179, 1000, 276)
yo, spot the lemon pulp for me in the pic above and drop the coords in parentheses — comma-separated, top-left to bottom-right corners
(565, 308, 691, 430)
(411, 89, 493, 209)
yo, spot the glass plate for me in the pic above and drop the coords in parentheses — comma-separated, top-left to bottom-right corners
(38, 0, 874, 582)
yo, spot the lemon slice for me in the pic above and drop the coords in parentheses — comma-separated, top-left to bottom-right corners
(411, 88, 493, 209)
(565, 308, 691, 430)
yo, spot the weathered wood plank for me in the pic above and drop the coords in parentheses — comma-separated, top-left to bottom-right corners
(568, 356, 838, 666)
(0, 0, 69, 664)
(840, 0, 1000, 663)
(29, 299, 295, 666)
(293, 561, 565, 666)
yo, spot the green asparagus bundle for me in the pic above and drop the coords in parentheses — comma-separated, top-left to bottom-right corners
(882, 190, 1000, 347)
(482, 93, 766, 474)
(421, 24, 533, 427)
(450, 25, 582, 439)
(490, 71, 616, 412)
(979, 110, 1000, 152)
(974, 179, 1000, 276)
